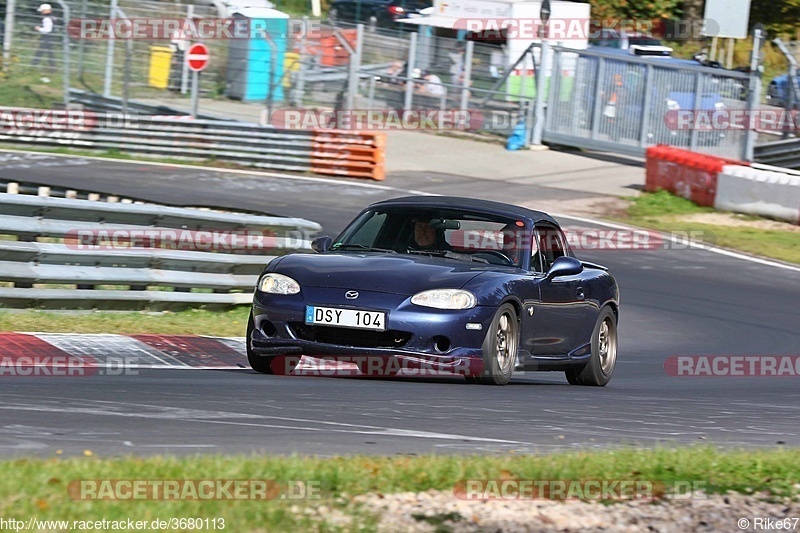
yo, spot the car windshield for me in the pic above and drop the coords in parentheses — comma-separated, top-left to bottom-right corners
(331, 207, 529, 267)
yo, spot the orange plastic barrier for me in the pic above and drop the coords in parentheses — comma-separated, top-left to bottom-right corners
(645, 145, 749, 207)
(311, 130, 386, 181)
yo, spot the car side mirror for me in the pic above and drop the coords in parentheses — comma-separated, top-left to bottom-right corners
(546, 256, 583, 280)
(311, 236, 332, 253)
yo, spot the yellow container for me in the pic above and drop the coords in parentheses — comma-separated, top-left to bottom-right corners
(148, 46, 174, 89)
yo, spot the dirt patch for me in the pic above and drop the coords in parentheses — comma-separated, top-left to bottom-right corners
(677, 212, 800, 232)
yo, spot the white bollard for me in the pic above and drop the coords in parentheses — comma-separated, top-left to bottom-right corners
(38, 186, 51, 197)
(65, 190, 78, 199)
(106, 195, 119, 203)
(6, 183, 19, 194)
(88, 193, 100, 201)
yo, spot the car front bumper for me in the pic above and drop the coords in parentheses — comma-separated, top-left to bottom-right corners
(250, 286, 497, 375)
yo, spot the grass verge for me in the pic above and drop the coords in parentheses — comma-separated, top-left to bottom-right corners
(619, 190, 800, 265)
(0, 307, 250, 337)
(0, 448, 798, 532)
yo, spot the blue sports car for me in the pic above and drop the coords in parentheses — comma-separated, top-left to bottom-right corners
(247, 196, 620, 386)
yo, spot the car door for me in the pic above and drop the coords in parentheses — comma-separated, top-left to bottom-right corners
(531, 224, 588, 356)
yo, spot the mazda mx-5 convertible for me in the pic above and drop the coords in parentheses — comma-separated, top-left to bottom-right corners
(247, 196, 619, 386)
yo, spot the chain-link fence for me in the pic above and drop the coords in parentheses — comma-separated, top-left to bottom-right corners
(0, 2, 757, 159)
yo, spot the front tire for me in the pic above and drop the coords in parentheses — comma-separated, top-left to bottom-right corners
(246, 313, 299, 375)
(565, 306, 617, 386)
(472, 303, 518, 385)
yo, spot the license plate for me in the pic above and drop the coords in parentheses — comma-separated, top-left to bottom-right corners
(305, 306, 386, 331)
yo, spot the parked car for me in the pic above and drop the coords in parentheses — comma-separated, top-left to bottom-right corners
(328, 0, 432, 28)
(590, 29, 673, 57)
(247, 196, 620, 386)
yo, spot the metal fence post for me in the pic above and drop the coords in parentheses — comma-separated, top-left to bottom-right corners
(103, 0, 118, 98)
(77, 0, 86, 78)
(743, 28, 764, 161)
(590, 58, 606, 140)
(292, 15, 309, 107)
(404, 32, 418, 113)
(459, 41, 473, 113)
(2, 0, 16, 68)
(531, 39, 551, 146)
(544, 46, 561, 134)
(55, 0, 70, 105)
(180, 5, 193, 95)
(346, 24, 364, 111)
(639, 64, 653, 147)
(689, 71, 702, 151)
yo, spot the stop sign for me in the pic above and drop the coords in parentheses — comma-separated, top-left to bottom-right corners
(186, 43, 210, 72)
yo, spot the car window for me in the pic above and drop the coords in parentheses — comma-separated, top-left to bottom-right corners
(536, 224, 566, 271)
(346, 211, 387, 247)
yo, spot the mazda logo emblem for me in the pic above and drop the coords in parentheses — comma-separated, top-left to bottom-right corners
(345, 291, 359, 299)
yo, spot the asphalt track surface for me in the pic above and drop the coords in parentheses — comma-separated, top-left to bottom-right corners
(0, 150, 799, 457)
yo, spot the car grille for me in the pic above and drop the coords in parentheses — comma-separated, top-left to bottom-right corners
(289, 323, 411, 349)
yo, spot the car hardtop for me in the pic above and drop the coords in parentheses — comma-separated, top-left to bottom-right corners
(365, 196, 561, 228)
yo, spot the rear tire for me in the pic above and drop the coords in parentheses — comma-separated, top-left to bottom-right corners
(473, 303, 518, 386)
(565, 307, 617, 386)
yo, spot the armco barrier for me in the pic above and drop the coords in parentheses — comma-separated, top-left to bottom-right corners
(0, 108, 386, 181)
(0, 193, 321, 310)
(645, 146, 750, 207)
(716, 165, 800, 224)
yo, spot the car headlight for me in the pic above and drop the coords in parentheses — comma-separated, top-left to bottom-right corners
(258, 273, 300, 295)
(411, 289, 476, 310)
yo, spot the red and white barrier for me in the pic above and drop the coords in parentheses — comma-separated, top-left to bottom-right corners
(646, 146, 800, 224)
(715, 165, 800, 224)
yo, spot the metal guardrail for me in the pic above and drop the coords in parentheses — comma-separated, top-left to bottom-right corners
(754, 138, 800, 169)
(0, 193, 321, 310)
(0, 109, 386, 180)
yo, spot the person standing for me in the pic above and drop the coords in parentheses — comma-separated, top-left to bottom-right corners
(33, 3, 56, 82)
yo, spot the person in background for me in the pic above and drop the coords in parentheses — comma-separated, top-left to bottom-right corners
(420, 71, 446, 97)
(32, 3, 56, 82)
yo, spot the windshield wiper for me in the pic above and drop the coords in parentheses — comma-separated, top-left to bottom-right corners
(331, 244, 397, 253)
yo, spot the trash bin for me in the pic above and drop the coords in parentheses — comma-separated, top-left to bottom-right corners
(148, 46, 173, 89)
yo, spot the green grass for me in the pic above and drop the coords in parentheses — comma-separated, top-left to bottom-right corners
(0, 448, 798, 532)
(622, 190, 800, 265)
(0, 307, 251, 336)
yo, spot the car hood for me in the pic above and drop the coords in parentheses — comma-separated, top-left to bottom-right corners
(272, 252, 488, 295)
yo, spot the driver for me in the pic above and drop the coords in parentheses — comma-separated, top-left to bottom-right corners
(410, 219, 451, 251)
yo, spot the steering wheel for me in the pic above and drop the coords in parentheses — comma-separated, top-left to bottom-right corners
(471, 250, 513, 266)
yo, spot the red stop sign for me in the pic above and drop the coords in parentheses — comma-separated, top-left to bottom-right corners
(186, 43, 210, 72)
